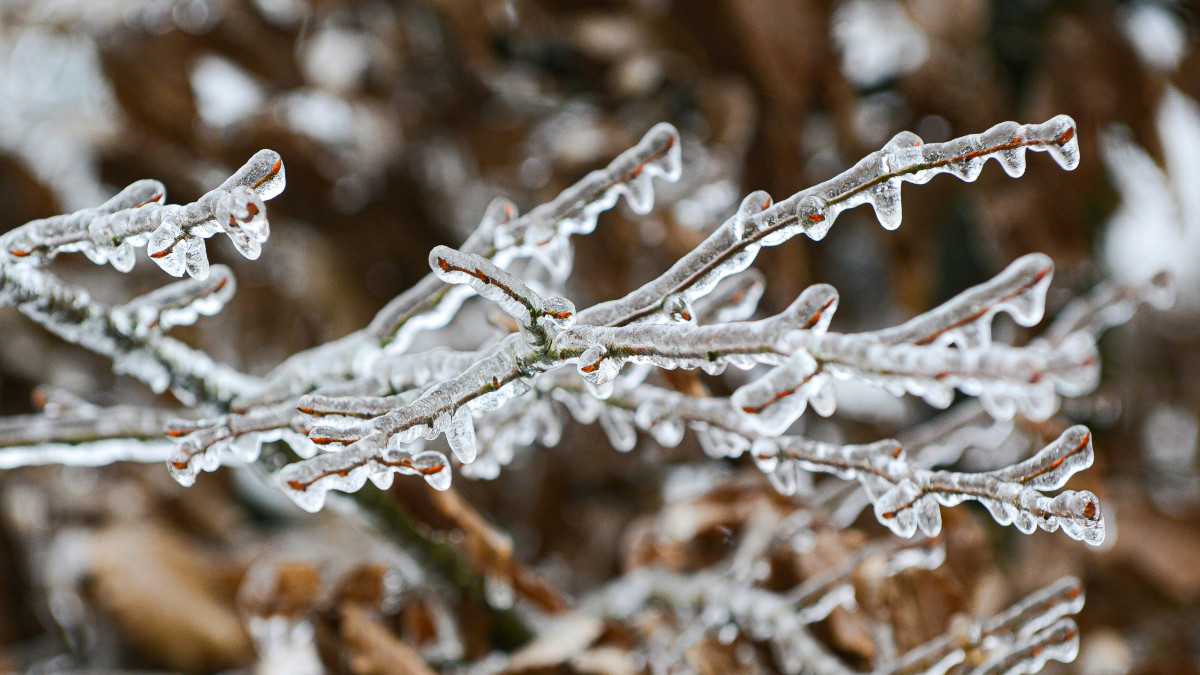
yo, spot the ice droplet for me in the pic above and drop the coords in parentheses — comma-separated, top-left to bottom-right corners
(598, 406, 637, 452)
(109, 242, 135, 272)
(751, 438, 780, 474)
(1042, 115, 1080, 170)
(873, 479, 923, 537)
(643, 122, 683, 181)
(867, 179, 903, 230)
(731, 352, 820, 435)
(484, 572, 515, 609)
(663, 294, 695, 324)
(622, 174, 656, 214)
(767, 459, 800, 495)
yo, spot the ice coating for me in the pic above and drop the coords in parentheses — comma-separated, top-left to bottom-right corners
(0, 153, 280, 405)
(277, 440, 454, 512)
(0, 438, 176, 469)
(165, 403, 303, 485)
(586, 536, 945, 673)
(0, 112, 1115, 568)
(972, 619, 1080, 675)
(1, 178, 165, 266)
(242, 116, 1082, 418)
(734, 427, 1104, 545)
(784, 329, 1100, 422)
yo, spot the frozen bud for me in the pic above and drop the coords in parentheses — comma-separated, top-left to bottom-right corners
(216, 186, 269, 259)
(578, 345, 620, 385)
(147, 222, 187, 277)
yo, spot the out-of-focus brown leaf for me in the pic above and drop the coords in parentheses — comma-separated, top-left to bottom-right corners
(88, 522, 253, 673)
(340, 603, 436, 675)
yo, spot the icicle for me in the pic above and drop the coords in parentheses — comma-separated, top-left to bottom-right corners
(598, 406, 637, 452)
(867, 179, 903, 231)
(214, 186, 270, 260)
(1035, 115, 1081, 171)
(634, 400, 685, 447)
(766, 458, 801, 495)
(446, 407, 478, 464)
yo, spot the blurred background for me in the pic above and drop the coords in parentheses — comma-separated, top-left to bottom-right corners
(2, 0, 1200, 673)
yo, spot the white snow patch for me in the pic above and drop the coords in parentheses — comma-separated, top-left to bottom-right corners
(191, 54, 265, 128)
(831, 0, 929, 89)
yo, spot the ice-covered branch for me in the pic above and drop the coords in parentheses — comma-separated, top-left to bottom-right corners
(0, 153, 289, 405)
(0, 391, 190, 469)
(525, 377, 1105, 544)
(275, 281, 1099, 514)
(240, 124, 682, 409)
(368, 122, 682, 347)
(586, 537, 940, 675)
(883, 576, 1084, 675)
(579, 116, 1078, 328)
(111, 265, 236, 337)
(429, 245, 576, 350)
(761, 425, 1104, 545)
(1, 150, 284, 280)
(560, 283, 838, 385)
(273, 286, 838, 509)
(1040, 270, 1175, 344)
(0, 262, 257, 404)
(870, 253, 1053, 348)
(164, 403, 317, 486)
